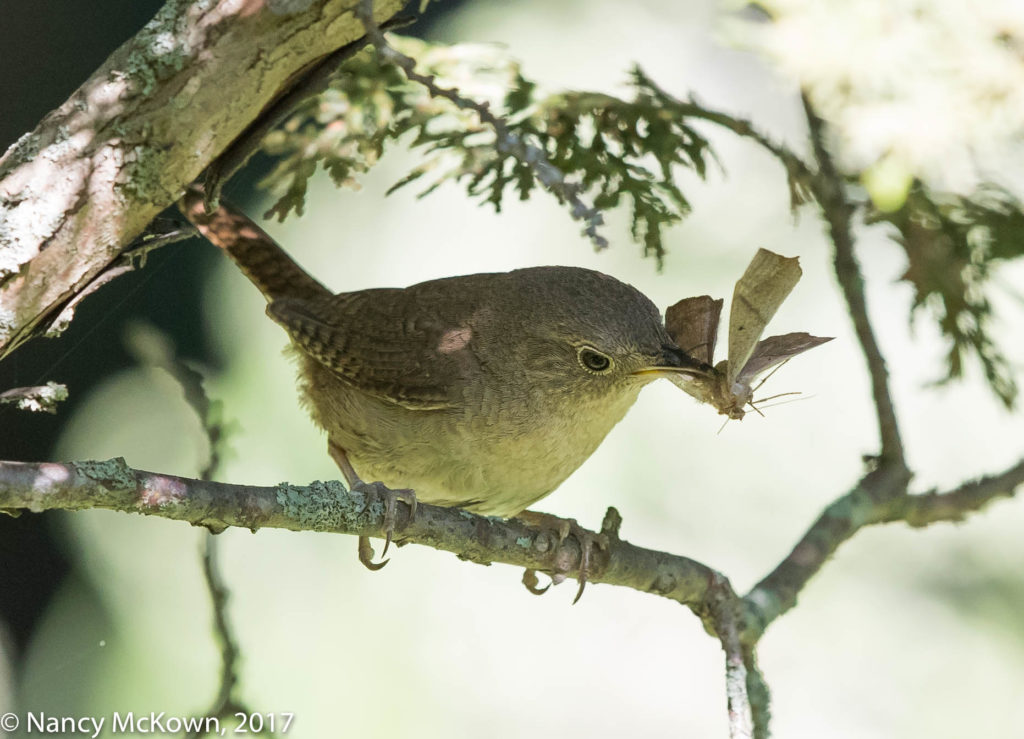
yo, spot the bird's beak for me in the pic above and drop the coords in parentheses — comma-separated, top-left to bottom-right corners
(632, 344, 712, 379)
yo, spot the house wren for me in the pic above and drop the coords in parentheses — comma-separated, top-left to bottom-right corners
(180, 188, 708, 572)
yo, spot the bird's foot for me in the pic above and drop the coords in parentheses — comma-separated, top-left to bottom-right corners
(353, 481, 417, 571)
(517, 511, 609, 604)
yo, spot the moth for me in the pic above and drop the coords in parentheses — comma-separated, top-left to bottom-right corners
(666, 248, 832, 420)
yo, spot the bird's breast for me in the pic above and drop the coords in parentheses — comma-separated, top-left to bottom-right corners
(299, 353, 643, 518)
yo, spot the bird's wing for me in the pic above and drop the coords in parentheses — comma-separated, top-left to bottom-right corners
(266, 289, 476, 410)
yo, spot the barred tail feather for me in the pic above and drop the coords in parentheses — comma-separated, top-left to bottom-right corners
(179, 185, 330, 302)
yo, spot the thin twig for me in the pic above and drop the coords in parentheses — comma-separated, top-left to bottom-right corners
(125, 323, 229, 485)
(892, 459, 1024, 527)
(801, 93, 907, 472)
(42, 221, 198, 338)
(0, 382, 67, 414)
(185, 536, 254, 739)
(354, 0, 607, 249)
(136, 328, 253, 734)
(639, 77, 815, 211)
(742, 458, 1024, 640)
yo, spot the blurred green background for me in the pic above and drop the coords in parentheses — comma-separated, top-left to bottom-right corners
(3, 0, 1024, 737)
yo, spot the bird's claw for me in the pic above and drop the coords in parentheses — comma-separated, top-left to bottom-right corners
(358, 536, 389, 571)
(353, 481, 417, 570)
(571, 526, 609, 604)
(518, 512, 609, 603)
(522, 568, 550, 595)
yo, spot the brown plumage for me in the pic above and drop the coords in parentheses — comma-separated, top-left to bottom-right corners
(179, 186, 707, 519)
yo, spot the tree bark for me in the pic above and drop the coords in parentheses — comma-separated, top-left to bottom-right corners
(0, 0, 403, 360)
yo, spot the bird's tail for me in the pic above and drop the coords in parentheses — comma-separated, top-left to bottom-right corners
(179, 185, 330, 302)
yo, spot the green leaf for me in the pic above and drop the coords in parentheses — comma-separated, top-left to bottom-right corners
(257, 39, 722, 264)
(869, 183, 1024, 407)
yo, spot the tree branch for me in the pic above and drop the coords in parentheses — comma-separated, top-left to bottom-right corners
(2, 449, 1019, 737)
(4, 453, 1020, 646)
(42, 220, 198, 339)
(0, 382, 68, 414)
(742, 649, 771, 739)
(742, 458, 1024, 641)
(801, 93, 908, 471)
(0, 458, 722, 611)
(0, 0, 405, 360)
(706, 573, 755, 739)
(638, 77, 816, 213)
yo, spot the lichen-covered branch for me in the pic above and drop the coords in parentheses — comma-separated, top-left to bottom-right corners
(3, 454, 1021, 645)
(0, 458, 722, 611)
(2, 450, 1020, 738)
(0, 0, 404, 360)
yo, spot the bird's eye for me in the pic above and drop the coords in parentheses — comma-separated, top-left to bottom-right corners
(578, 346, 612, 373)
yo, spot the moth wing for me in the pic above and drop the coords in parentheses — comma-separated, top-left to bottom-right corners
(665, 295, 724, 365)
(727, 249, 802, 386)
(735, 332, 834, 385)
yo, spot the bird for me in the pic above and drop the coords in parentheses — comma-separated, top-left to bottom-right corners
(179, 186, 709, 588)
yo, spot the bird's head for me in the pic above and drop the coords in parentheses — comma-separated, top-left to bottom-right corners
(486, 267, 711, 406)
